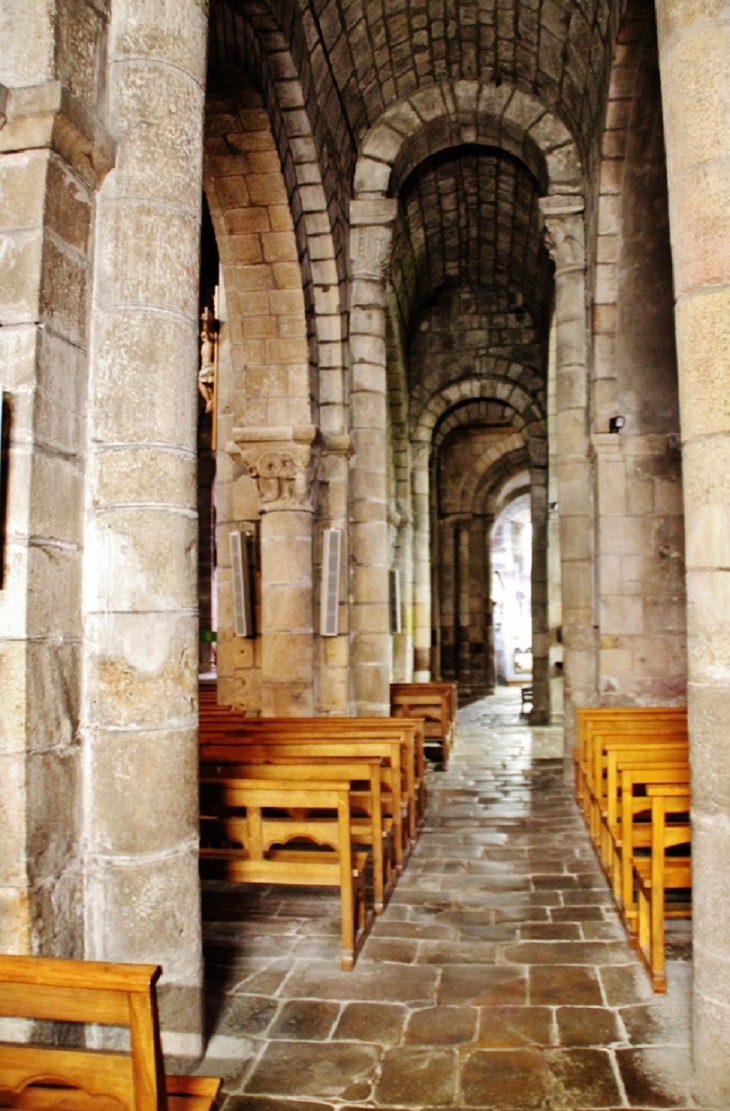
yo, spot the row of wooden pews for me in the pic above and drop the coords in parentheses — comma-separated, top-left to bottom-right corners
(0, 954, 221, 1110)
(574, 707, 690, 991)
(390, 681, 457, 766)
(197, 681, 457, 971)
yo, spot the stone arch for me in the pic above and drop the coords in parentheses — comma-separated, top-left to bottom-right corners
(412, 375, 546, 444)
(354, 81, 583, 201)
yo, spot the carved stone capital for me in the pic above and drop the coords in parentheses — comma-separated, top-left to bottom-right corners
(0, 81, 115, 189)
(539, 195, 585, 274)
(230, 425, 320, 512)
(411, 440, 431, 469)
(350, 198, 398, 282)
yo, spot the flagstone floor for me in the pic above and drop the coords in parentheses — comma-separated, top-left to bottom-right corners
(195, 689, 698, 1110)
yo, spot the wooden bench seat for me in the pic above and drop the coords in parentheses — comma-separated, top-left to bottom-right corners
(199, 721, 418, 859)
(0, 954, 221, 1111)
(200, 736, 409, 873)
(587, 731, 688, 850)
(390, 681, 457, 766)
(634, 786, 691, 992)
(597, 740, 688, 851)
(199, 777, 370, 970)
(575, 706, 687, 814)
(200, 755, 394, 913)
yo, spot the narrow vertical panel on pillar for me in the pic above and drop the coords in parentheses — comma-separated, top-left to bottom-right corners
(230, 530, 255, 638)
(320, 528, 341, 637)
(390, 569, 402, 634)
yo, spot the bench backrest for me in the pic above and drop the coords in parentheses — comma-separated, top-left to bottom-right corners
(0, 955, 166, 1111)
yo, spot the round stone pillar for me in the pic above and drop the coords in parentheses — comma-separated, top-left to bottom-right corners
(540, 196, 597, 758)
(655, 3, 730, 1100)
(411, 441, 432, 680)
(530, 450, 551, 724)
(236, 429, 318, 717)
(349, 199, 397, 714)
(83, 0, 206, 1057)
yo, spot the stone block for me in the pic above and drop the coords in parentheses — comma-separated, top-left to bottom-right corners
(112, 0, 206, 85)
(262, 633, 313, 682)
(25, 747, 80, 883)
(0, 227, 42, 323)
(95, 199, 199, 319)
(676, 285, 730, 437)
(84, 847, 202, 983)
(90, 310, 197, 446)
(85, 611, 197, 727)
(85, 508, 197, 612)
(0, 886, 29, 953)
(0, 149, 47, 230)
(0, 752, 26, 885)
(85, 727, 198, 855)
(26, 449, 82, 546)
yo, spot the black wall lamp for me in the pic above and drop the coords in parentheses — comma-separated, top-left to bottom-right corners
(608, 415, 626, 433)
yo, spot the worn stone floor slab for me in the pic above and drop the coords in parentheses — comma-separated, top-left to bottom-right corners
(194, 689, 701, 1109)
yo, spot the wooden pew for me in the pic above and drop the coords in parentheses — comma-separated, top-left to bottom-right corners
(199, 719, 419, 854)
(390, 681, 456, 766)
(575, 706, 687, 815)
(599, 741, 688, 874)
(201, 736, 409, 872)
(199, 713, 426, 835)
(586, 729, 688, 850)
(614, 762, 690, 931)
(635, 785, 692, 992)
(200, 755, 394, 913)
(0, 954, 221, 1111)
(199, 777, 370, 971)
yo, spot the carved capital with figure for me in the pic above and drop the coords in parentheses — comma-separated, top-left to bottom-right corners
(230, 426, 320, 512)
(539, 196, 586, 275)
(350, 199, 398, 282)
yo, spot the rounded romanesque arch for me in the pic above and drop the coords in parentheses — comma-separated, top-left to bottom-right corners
(353, 81, 583, 202)
(411, 374, 546, 444)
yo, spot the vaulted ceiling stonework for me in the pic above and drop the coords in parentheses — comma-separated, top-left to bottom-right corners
(6, 0, 730, 1101)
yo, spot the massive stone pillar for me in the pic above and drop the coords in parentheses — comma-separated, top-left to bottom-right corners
(83, 0, 206, 1057)
(349, 199, 397, 714)
(530, 451, 550, 724)
(655, 3, 730, 1100)
(236, 428, 318, 716)
(540, 197, 597, 756)
(411, 441, 432, 680)
(0, 4, 113, 958)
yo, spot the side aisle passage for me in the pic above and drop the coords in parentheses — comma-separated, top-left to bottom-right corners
(197, 690, 695, 1110)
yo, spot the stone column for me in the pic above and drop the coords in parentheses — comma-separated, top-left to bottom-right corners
(411, 440, 432, 680)
(438, 518, 457, 681)
(530, 448, 550, 724)
(457, 521, 471, 688)
(391, 496, 414, 683)
(349, 199, 397, 714)
(540, 197, 597, 757)
(468, 515, 488, 697)
(235, 427, 318, 717)
(484, 516, 496, 693)
(655, 3, 730, 1100)
(0, 40, 113, 957)
(83, 0, 206, 1057)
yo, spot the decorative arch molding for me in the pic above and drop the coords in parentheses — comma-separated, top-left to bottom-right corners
(474, 450, 532, 517)
(354, 81, 583, 201)
(412, 375, 546, 444)
(456, 436, 528, 517)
